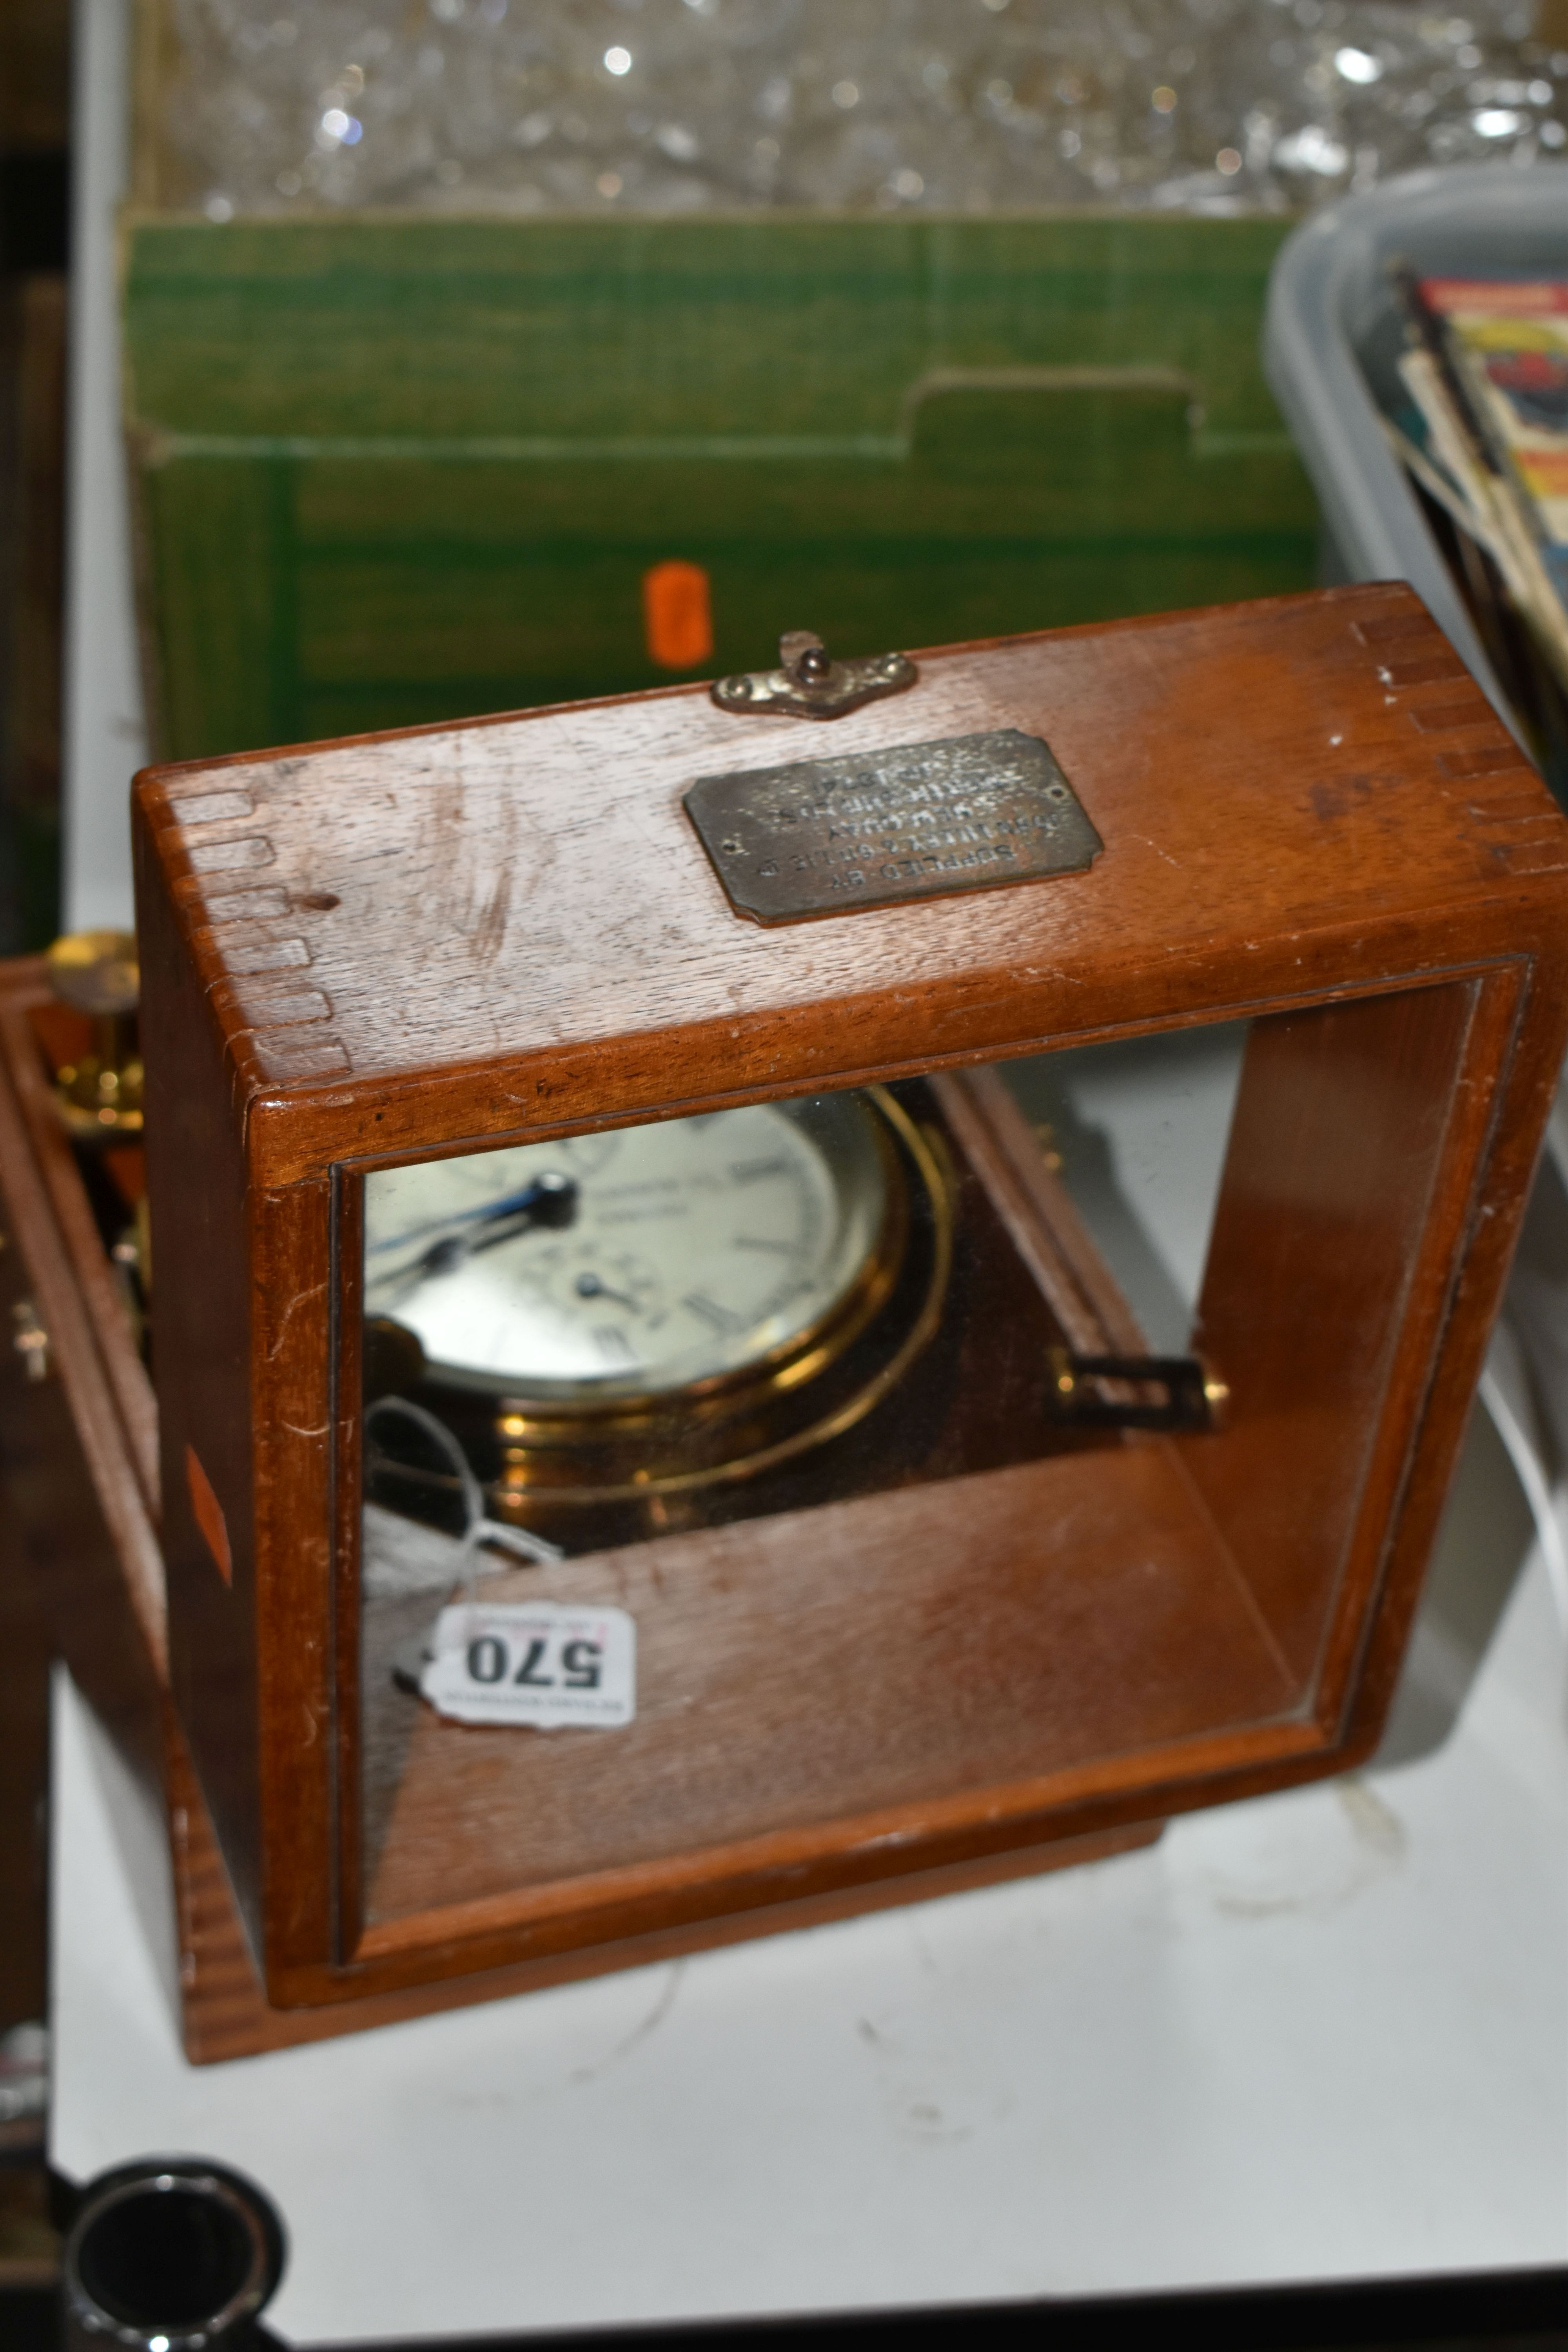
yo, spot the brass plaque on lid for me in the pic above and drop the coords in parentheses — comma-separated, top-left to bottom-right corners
(684, 728, 1103, 926)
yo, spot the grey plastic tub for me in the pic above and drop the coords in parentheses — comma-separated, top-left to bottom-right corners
(1263, 160, 1568, 724)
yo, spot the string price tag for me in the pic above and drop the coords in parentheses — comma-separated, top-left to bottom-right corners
(421, 1601, 636, 1730)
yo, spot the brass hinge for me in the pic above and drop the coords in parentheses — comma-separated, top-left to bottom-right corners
(1045, 1347, 1226, 1434)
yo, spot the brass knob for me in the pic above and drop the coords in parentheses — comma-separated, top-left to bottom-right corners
(45, 929, 143, 1139)
(12, 1300, 51, 1383)
(46, 929, 139, 1018)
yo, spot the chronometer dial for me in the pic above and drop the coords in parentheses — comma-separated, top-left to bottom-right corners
(364, 1094, 889, 1401)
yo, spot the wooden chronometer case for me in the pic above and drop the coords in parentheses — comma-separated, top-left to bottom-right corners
(9, 581, 1568, 2056)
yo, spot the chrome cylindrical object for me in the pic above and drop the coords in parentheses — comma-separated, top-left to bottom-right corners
(62, 2160, 284, 2352)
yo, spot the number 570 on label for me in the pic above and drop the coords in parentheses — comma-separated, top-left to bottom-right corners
(421, 1601, 637, 1730)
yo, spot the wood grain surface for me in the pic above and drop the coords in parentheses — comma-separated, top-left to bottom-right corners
(1189, 984, 1481, 1688)
(361, 1443, 1290, 1935)
(163, 1704, 1162, 2066)
(135, 584, 1563, 1181)
(929, 1065, 1149, 1357)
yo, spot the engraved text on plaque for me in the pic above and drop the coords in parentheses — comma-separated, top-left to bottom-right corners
(683, 729, 1102, 925)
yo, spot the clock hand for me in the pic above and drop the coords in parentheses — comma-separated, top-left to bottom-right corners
(368, 1172, 578, 1259)
(574, 1270, 642, 1313)
(393, 1172, 579, 1289)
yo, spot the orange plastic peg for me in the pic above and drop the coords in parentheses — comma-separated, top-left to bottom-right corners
(642, 559, 713, 670)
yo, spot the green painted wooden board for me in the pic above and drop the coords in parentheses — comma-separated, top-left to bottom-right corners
(122, 212, 1318, 759)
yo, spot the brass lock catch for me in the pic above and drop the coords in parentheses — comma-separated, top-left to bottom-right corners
(711, 631, 918, 721)
(1045, 1347, 1227, 1434)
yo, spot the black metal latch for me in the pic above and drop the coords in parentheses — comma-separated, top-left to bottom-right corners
(711, 630, 918, 720)
(1045, 1348, 1227, 1433)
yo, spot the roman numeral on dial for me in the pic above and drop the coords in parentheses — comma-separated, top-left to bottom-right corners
(683, 1292, 745, 1334)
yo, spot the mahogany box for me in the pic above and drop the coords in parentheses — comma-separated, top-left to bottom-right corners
(9, 581, 1566, 2055)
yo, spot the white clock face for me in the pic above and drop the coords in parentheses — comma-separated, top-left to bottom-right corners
(362, 1094, 890, 1401)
